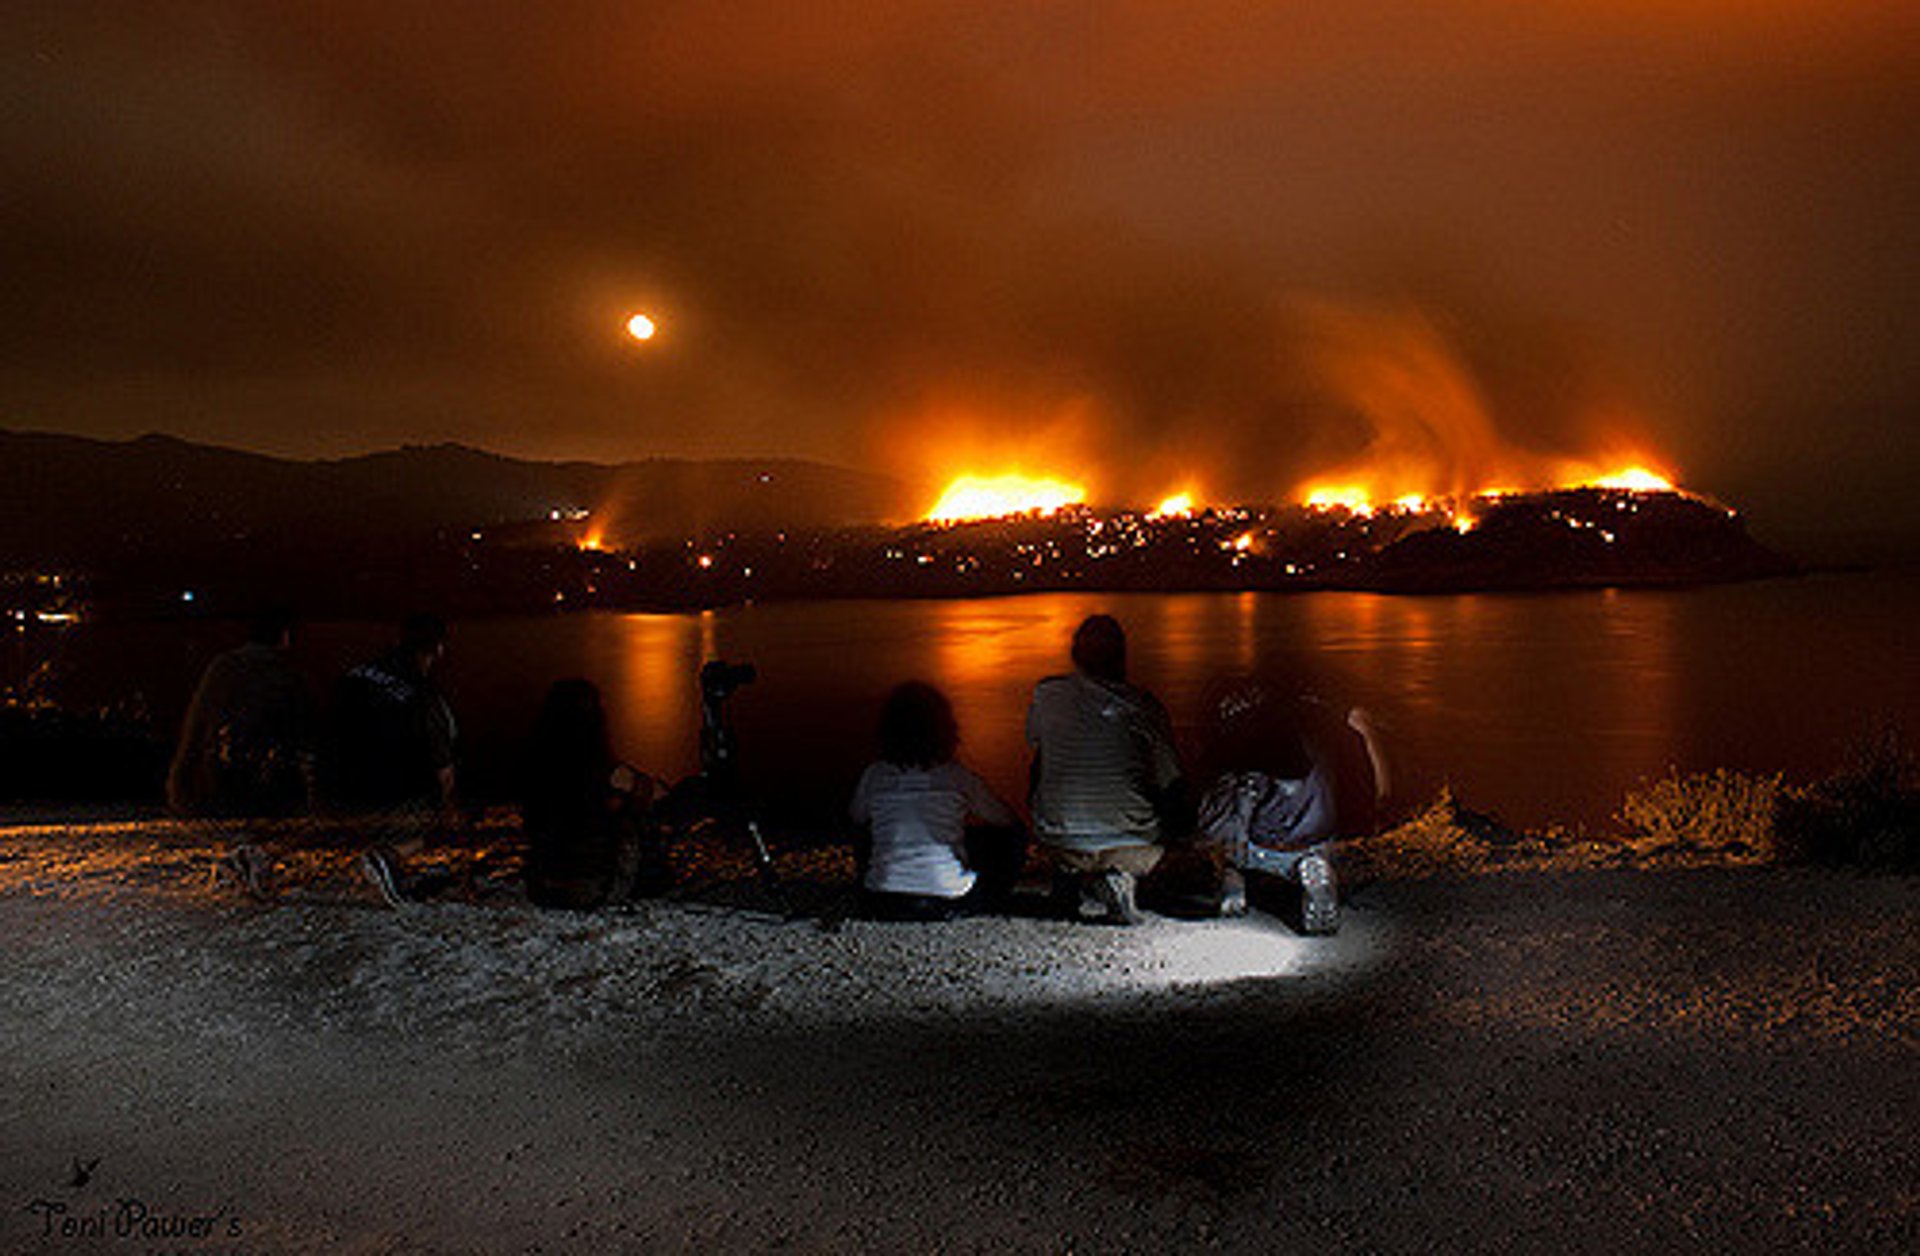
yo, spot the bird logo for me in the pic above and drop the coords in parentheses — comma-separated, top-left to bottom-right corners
(67, 1157, 100, 1190)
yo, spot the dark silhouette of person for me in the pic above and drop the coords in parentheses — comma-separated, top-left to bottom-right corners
(168, 604, 313, 897)
(327, 612, 459, 904)
(850, 680, 1024, 921)
(520, 677, 661, 909)
(1026, 614, 1188, 924)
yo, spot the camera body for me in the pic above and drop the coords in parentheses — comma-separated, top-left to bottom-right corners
(699, 660, 757, 702)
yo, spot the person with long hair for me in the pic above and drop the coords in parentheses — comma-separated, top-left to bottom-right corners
(851, 681, 1024, 921)
(520, 677, 658, 909)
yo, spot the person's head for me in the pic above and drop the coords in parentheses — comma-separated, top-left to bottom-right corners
(529, 677, 611, 768)
(1070, 614, 1127, 682)
(877, 680, 959, 770)
(398, 612, 448, 670)
(247, 604, 297, 650)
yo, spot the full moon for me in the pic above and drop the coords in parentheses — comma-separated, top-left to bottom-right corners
(625, 313, 657, 341)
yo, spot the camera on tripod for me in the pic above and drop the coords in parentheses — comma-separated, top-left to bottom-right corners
(697, 659, 756, 788)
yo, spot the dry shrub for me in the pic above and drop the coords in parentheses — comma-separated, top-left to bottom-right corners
(1616, 768, 1784, 865)
(1778, 727, 1920, 871)
(1355, 788, 1509, 879)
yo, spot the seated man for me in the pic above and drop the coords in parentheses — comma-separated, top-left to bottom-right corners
(168, 605, 314, 897)
(1026, 614, 1187, 925)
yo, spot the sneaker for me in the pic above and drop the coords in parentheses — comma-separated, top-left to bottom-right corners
(214, 843, 275, 900)
(1218, 867, 1249, 918)
(1297, 851, 1338, 935)
(1086, 869, 1143, 926)
(361, 849, 408, 907)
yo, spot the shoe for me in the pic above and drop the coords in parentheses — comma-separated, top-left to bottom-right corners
(361, 849, 408, 907)
(1050, 873, 1083, 921)
(215, 843, 275, 900)
(1086, 869, 1142, 925)
(1297, 851, 1338, 935)
(1218, 868, 1248, 918)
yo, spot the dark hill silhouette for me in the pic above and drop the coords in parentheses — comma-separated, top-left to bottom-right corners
(0, 430, 916, 565)
(1359, 489, 1793, 590)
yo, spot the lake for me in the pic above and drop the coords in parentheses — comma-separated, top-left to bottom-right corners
(36, 569, 1920, 832)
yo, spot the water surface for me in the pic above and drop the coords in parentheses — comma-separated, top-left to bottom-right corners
(44, 570, 1920, 831)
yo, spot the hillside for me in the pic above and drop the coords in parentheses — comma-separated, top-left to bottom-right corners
(0, 430, 916, 565)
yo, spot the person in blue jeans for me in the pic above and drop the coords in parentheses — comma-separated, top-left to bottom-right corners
(1195, 674, 1388, 934)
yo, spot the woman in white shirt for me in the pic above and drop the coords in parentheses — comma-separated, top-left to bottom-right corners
(850, 681, 1025, 920)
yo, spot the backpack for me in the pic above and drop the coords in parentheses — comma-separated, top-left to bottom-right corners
(1198, 768, 1333, 857)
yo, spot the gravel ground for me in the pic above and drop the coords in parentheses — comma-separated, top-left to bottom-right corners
(0, 822, 1913, 1253)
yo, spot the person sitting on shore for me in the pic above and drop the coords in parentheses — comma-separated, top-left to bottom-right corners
(169, 604, 314, 898)
(520, 677, 663, 910)
(1025, 614, 1188, 925)
(1195, 674, 1389, 933)
(851, 681, 1025, 921)
(325, 612, 461, 905)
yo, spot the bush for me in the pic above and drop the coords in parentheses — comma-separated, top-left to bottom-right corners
(1616, 768, 1784, 864)
(1778, 727, 1920, 872)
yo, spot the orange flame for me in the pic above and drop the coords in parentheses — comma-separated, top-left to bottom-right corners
(927, 473, 1087, 522)
(1150, 492, 1196, 518)
(1578, 465, 1674, 492)
(1302, 484, 1376, 515)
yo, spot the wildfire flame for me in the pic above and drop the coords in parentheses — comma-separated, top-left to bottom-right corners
(1151, 492, 1196, 518)
(1580, 465, 1674, 492)
(927, 474, 1087, 522)
(1301, 461, 1678, 516)
(1303, 484, 1377, 515)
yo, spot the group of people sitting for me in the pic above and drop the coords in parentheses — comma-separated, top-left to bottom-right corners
(514, 613, 1383, 931)
(172, 608, 1384, 930)
(169, 606, 459, 903)
(845, 613, 1382, 930)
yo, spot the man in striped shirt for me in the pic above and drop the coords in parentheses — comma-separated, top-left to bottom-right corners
(1026, 614, 1188, 924)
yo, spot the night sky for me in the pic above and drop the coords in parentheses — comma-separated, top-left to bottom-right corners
(4, 2, 1916, 553)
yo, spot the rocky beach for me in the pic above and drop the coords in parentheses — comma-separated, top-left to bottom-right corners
(2, 818, 1912, 1253)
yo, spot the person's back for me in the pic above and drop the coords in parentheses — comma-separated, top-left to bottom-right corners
(328, 616, 455, 814)
(168, 610, 311, 818)
(1025, 615, 1183, 924)
(521, 677, 647, 909)
(1026, 671, 1178, 849)
(852, 681, 1022, 919)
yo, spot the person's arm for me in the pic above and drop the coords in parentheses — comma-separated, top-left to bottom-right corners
(958, 764, 1019, 830)
(1348, 707, 1390, 803)
(848, 764, 878, 883)
(849, 763, 877, 827)
(166, 662, 221, 814)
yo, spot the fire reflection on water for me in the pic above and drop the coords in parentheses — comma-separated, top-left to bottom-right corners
(535, 576, 1888, 833)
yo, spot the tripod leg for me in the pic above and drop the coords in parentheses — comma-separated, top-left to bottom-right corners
(745, 820, 794, 918)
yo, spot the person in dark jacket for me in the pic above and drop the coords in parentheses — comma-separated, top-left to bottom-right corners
(330, 613, 461, 904)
